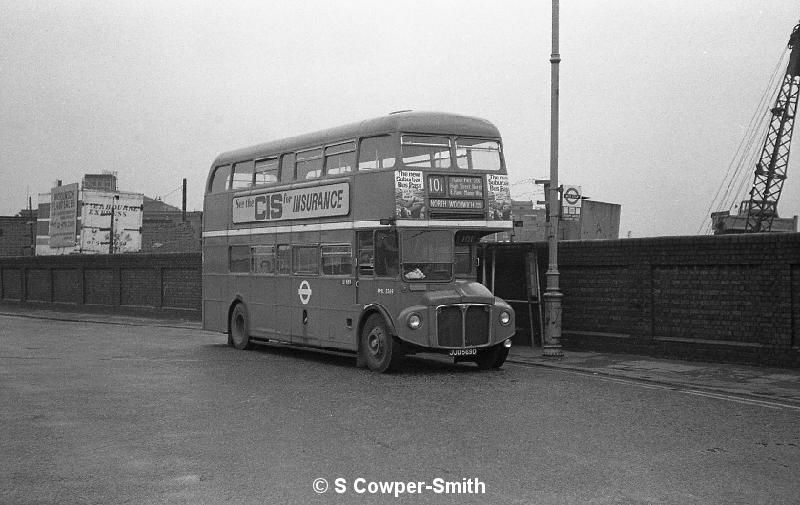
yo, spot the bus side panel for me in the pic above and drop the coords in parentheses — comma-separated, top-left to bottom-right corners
(316, 277, 359, 351)
(352, 171, 395, 221)
(203, 193, 230, 232)
(244, 275, 277, 338)
(202, 238, 230, 332)
(273, 276, 293, 342)
(202, 275, 229, 332)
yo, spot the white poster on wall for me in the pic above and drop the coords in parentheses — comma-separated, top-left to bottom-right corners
(48, 183, 79, 248)
(80, 191, 143, 253)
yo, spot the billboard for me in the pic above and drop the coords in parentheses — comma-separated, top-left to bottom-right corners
(486, 174, 512, 220)
(395, 170, 426, 218)
(48, 183, 79, 248)
(80, 191, 143, 253)
(232, 182, 350, 223)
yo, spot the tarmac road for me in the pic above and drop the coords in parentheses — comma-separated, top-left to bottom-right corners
(1, 312, 799, 504)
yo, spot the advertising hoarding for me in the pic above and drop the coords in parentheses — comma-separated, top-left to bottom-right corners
(48, 183, 79, 248)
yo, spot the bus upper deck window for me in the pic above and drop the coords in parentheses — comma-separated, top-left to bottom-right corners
(210, 164, 231, 193)
(402, 135, 451, 169)
(358, 136, 396, 170)
(296, 148, 323, 180)
(231, 160, 255, 189)
(325, 142, 356, 176)
(280, 153, 295, 182)
(455, 138, 502, 171)
(254, 157, 279, 185)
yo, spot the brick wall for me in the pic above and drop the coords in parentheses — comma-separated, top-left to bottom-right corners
(550, 233, 800, 366)
(0, 253, 200, 318)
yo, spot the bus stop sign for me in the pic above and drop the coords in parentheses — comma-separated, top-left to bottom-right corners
(562, 185, 582, 221)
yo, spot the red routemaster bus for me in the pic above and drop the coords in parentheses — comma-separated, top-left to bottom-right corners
(203, 111, 515, 372)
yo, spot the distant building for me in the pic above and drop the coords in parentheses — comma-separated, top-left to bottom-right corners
(37, 180, 144, 255)
(491, 199, 621, 242)
(141, 196, 202, 253)
(0, 210, 37, 257)
(711, 204, 798, 234)
(33, 174, 201, 255)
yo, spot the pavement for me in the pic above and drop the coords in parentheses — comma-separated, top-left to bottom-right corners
(3, 305, 800, 407)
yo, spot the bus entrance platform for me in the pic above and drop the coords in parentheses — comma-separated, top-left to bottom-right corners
(3, 305, 800, 407)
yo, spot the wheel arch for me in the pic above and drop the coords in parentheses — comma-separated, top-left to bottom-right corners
(357, 304, 397, 338)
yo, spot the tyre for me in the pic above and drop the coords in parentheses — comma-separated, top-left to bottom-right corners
(475, 344, 509, 370)
(229, 303, 252, 350)
(361, 314, 399, 373)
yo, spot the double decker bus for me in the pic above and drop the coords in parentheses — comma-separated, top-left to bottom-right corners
(203, 111, 515, 372)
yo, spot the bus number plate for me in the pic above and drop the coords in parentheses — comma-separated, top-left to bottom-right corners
(449, 348, 477, 356)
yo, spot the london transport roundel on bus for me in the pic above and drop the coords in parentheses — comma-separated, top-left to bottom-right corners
(297, 280, 312, 305)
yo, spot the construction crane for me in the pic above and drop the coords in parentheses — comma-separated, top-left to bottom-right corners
(709, 21, 800, 234)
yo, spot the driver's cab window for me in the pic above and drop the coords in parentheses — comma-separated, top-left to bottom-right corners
(454, 245, 475, 278)
(357, 231, 374, 275)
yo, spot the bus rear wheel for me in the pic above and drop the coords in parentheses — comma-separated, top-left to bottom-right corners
(361, 314, 399, 373)
(475, 344, 509, 370)
(229, 303, 252, 350)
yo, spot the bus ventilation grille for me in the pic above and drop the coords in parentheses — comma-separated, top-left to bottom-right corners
(428, 211, 485, 220)
(437, 304, 491, 348)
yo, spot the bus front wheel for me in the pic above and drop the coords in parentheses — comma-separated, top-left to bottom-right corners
(229, 303, 252, 350)
(475, 344, 508, 370)
(361, 314, 398, 373)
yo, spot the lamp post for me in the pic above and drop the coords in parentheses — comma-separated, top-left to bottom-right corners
(542, 0, 564, 357)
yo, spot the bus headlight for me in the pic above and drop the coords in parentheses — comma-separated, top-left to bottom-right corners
(407, 313, 422, 330)
(499, 310, 511, 326)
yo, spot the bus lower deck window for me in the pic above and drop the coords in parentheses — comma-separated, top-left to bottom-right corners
(293, 245, 319, 275)
(229, 245, 250, 273)
(321, 244, 353, 275)
(251, 245, 275, 274)
(276, 245, 291, 274)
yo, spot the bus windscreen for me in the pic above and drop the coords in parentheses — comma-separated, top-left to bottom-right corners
(401, 230, 453, 281)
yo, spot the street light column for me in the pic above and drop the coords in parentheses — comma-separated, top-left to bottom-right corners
(543, 0, 564, 357)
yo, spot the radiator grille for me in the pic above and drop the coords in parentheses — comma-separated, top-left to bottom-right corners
(465, 305, 491, 346)
(437, 306, 462, 347)
(436, 304, 491, 348)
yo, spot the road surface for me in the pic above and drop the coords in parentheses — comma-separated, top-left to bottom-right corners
(1, 314, 798, 504)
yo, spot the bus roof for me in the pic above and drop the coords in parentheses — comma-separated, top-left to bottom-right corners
(212, 111, 501, 166)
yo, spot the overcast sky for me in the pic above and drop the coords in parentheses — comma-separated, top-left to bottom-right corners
(1, 0, 798, 237)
